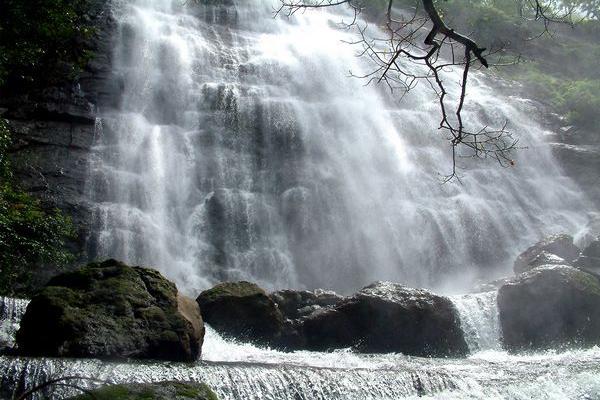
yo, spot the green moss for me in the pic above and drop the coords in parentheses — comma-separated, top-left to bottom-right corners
(69, 382, 219, 400)
(0, 118, 75, 296)
(200, 281, 265, 302)
(71, 384, 131, 399)
(571, 269, 600, 296)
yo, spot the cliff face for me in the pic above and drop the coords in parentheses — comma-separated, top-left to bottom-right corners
(0, 0, 116, 263)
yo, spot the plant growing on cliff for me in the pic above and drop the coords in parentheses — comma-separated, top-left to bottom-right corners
(0, 120, 74, 296)
(0, 0, 93, 91)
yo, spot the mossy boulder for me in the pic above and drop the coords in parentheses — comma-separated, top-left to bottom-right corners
(498, 265, 600, 351)
(197, 281, 284, 344)
(513, 234, 580, 274)
(16, 259, 204, 361)
(281, 282, 468, 357)
(68, 381, 218, 400)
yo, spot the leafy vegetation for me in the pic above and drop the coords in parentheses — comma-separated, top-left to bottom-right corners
(0, 120, 74, 296)
(0, 0, 93, 92)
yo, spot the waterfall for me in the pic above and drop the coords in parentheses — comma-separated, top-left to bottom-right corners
(86, 0, 591, 296)
(450, 291, 502, 352)
(0, 297, 29, 351)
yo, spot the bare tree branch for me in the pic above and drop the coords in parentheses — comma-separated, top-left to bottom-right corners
(274, 0, 569, 179)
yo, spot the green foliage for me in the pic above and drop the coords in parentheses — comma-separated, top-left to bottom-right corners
(0, 120, 74, 296)
(0, 0, 93, 91)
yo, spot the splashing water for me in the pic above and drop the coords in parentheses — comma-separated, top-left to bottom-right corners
(450, 291, 502, 352)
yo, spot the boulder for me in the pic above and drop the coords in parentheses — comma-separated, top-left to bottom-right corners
(271, 289, 345, 320)
(197, 281, 284, 344)
(574, 236, 600, 275)
(16, 259, 204, 361)
(498, 265, 600, 351)
(513, 234, 580, 274)
(69, 382, 218, 400)
(283, 282, 468, 357)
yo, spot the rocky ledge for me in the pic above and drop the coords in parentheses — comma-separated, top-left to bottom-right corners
(198, 281, 468, 357)
(16, 259, 204, 361)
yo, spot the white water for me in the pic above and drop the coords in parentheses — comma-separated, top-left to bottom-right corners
(86, 0, 591, 296)
(450, 291, 502, 352)
(2, 294, 600, 399)
(0, 297, 28, 351)
(2, 322, 600, 399)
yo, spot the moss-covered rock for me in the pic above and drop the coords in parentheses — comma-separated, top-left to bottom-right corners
(197, 281, 284, 344)
(499, 265, 600, 351)
(68, 381, 218, 400)
(16, 259, 204, 361)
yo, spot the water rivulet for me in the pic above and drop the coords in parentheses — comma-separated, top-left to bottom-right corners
(87, 0, 590, 295)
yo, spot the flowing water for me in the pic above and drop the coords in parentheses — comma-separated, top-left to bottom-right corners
(1, 294, 600, 399)
(86, 0, 591, 295)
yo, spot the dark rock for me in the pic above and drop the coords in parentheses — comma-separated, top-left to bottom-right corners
(551, 143, 600, 208)
(513, 234, 580, 274)
(283, 282, 468, 357)
(574, 236, 600, 275)
(498, 265, 600, 351)
(68, 381, 218, 400)
(16, 260, 204, 361)
(271, 289, 345, 320)
(0, 0, 117, 272)
(197, 281, 284, 344)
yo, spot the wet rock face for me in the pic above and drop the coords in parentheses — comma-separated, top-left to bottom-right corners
(551, 143, 600, 209)
(68, 381, 219, 400)
(282, 282, 469, 357)
(270, 289, 345, 320)
(574, 237, 600, 275)
(0, 0, 116, 267)
(498, 265, 600, 351)
(16, 259, 204, 361)
(513, 234, 580, 274)
(196, 281, 285, 344)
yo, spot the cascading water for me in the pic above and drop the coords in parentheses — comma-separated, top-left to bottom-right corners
(450, 291, 501, 352)
(0, 297, 28, 351)
(86, 0, 591, 295)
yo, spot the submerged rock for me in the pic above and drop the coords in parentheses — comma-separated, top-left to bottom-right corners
(513, 234, 580, 274)
(197, 281, 284, 344)
(16, 259, 204, 361)
(283, 282, 468, 357)
(498, 265, 600, 351)
(68, 382, 218, 400)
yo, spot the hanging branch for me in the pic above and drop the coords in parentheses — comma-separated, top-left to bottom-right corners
(274, 0, 573, 180)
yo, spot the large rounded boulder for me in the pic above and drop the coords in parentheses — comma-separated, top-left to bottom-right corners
(197, 281, 284, 344)
(285, 282, 468, 357)
(513, 234, 580, 274)
(16, 259, 204, 361)
(498, 265, 600, 351)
